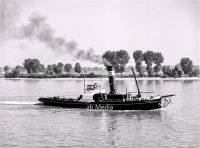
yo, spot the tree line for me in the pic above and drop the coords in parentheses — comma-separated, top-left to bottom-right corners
(3, 59, 83, 78)
(1, 50, 199, 78)
(102, 49, 199, 77)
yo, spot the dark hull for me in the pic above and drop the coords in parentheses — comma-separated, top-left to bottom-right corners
(39, 98, 162, 110)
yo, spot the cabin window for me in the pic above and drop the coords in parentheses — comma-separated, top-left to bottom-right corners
(87, 83, 98, 90)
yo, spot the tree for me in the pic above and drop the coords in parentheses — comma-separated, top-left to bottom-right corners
(180, 58, 193, 76)
(31, 59, 41, 73)
(115, 64, 125, 76)
(190, 68, 200, 77)
(38, 64, 45, 73)
(52, 64, 57, 74)
(116, 50, 130, 76)
(154, 52, 164, 73)
(172, 66, 182, 77)
(23, 58, 41, 73)
(143, 51, 154, 77)
(56, 62, 64, 74)
(115, 64, 121, 75)
(46, 65, 54, 74)
(162, 66, 172, 77)
(5, 65, 25, 78)
(64, 64, 72, 73)
(102, 51, 118, 67)
(146, 64, 153, 77)
(12, 65, 23, 77)
(3, 65, 9, 73)
(74, 62, 81, 73)
(133, 50, 144, 76)
(0, 67, 3, 73)
(102, 50, 130, 75)
(23, 59, 32, 73)
(51, 63, 64, 74)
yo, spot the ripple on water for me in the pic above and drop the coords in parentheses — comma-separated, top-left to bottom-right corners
(0, 79, 200, 147)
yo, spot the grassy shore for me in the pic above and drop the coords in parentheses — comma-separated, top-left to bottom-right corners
(2, 70, 200, 79)
(2, 76, 200, 80)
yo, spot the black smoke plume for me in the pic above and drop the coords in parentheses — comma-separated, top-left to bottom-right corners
(18, 12, 102, 64)
(1, 0, 102, 64)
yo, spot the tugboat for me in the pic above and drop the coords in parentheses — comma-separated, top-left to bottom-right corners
(38, 66, 175, 110)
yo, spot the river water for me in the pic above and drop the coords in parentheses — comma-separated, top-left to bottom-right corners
(0, 78, 199, 148)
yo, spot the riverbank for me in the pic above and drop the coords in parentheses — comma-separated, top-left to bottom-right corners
(1, 77, 199, 81)
(2, 71, 200, 80)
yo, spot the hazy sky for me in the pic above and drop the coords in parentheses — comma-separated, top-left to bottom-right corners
(0, 0, 199, 67)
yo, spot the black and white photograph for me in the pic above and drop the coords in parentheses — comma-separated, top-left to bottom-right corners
(0, 0, 200, 147)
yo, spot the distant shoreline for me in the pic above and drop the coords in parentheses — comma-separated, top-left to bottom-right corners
(1, 77, 199, 80)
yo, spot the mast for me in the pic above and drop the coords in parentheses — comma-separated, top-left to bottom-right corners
(84, 74, 86, 94)
(131, 67, 141, 98)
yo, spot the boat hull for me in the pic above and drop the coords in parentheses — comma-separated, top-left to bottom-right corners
(38, 98, 162, 110)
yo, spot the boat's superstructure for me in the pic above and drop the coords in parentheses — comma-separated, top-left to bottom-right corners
(38, 66, 175, 110)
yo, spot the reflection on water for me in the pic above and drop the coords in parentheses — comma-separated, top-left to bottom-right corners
(80, 110, 162, 121)
(0, 78, 200, 147)
(78, 109, 163, 147)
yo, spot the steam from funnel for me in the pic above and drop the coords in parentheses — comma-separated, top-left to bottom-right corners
(102, 58, 112, 67)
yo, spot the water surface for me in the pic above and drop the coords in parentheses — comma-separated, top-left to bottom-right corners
(0, 78, 199, 148)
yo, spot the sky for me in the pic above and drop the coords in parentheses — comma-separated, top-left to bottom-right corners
(0, 0, 200, 67)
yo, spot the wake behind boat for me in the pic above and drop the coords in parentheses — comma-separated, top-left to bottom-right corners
(38, 66, 175, 110)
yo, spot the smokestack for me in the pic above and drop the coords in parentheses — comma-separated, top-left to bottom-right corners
(107, 66, 116, 94)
